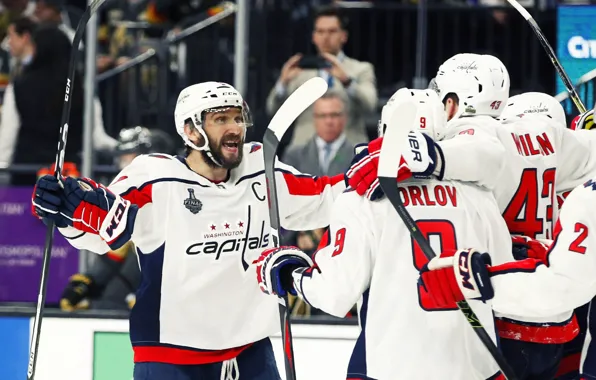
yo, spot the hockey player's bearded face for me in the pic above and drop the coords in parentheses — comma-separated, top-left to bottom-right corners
(202, 108, 245, 169)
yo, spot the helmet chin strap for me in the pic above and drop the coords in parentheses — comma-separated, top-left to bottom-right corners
(204, 149, 224, 167)
(185, 128, 224, 167)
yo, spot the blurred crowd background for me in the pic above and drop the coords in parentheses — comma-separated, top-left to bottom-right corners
(0, 0, 592, 319)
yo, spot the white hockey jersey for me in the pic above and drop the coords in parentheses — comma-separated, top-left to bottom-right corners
(439, 115, 596, 241)
(490, 179, 596, 331)
(57, 143, 345, 364)
(556, 129, 596, 209)
(437, 115, 596, 337)
(293, 178, 512, 380)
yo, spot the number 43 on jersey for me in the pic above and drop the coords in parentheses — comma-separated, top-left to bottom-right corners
(503, 168, 555, 239)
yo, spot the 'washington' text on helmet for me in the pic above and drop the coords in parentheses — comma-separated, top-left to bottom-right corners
(434, 53, 510, 119)
(499, 92, 567, 128)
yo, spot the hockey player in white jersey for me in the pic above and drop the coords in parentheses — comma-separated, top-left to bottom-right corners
(564, 105, 596, 379)
(508, 101, 596, 379)
(418, 177, 596, 379)
(31, 82, 346, 380)
(497, 92, 595, 219)
(347, 53, 510, 201)
(254, 90, 513, 380)
(347, 54, 596, 378)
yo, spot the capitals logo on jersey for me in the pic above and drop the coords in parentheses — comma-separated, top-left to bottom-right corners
(186, 217, 270, 260)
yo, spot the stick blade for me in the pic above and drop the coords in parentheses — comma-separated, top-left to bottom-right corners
(506, 0, 532, 20)
(378, 100, 418, 179)
(266, 77, 328, 141)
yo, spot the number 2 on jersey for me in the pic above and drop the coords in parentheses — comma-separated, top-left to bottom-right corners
(502, 168, 555, 239)
(411, 220, 458, 311)
(569, 223, 588, 254)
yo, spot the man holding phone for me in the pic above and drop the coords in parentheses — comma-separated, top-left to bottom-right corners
(267, 6, 377, 148)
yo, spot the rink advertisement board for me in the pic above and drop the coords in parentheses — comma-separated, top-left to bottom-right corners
(557, 5, 596, 110)
(0, 316, 359, 379)
(0, 317, 30, 380)
(0, 186, 79, 303)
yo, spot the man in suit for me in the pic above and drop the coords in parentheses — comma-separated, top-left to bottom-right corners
(267, 6, 377, 147)
(283, 92, 354, 177)
(282, 92, 355, 318)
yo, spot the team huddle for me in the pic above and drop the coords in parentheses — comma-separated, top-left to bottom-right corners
(31, 52, 596, 380)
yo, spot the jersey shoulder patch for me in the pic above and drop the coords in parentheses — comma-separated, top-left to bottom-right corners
(584, 179, 596, 191)
(249, 143, 262, 153)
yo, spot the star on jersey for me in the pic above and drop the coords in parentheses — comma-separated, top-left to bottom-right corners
(224, 223, 230, 229)
(210, 224, 216, 230)
(238, 221, 244, 228)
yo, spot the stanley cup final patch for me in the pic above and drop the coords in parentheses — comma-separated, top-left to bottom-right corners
(184, 188, 203, 214)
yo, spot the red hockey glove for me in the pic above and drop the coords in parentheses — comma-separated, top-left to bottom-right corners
(346, 132, 441, 201)
(418, 249, 494, 309)
(254, 246, 313, 297)
(511, 235, 551, 264)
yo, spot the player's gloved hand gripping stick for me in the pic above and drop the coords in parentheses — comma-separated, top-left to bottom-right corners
(262, 77, 328, 380)
(27, 1, 108, 378)
(33, 175, 136, 250)
(376, 101, 519, 380)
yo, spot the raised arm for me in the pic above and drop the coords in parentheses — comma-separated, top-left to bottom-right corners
(274, 159, 346, 231)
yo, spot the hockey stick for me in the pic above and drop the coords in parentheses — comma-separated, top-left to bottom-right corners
(262, 76, 328, 380)
(28, 1, 106, 378)
(506, 0, 586, 114)
(376, 102, 518, 380)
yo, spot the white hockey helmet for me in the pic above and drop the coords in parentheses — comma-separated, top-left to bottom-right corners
(434, 53, 510, 118)
(378, 88, 447, 140)
(499, 92, 567, 127)
(174, 82, 252, 162)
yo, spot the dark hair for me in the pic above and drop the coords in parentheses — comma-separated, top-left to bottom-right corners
(11, 17, 36, 36)
(443, 93, 459, 106)
(313, 6, 348, 31)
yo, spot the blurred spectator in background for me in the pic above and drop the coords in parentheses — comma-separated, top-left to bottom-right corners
(267, 6, 377, 148)
(0, 0, 34, 40)
(0, 17, 33, 177)
(34, 0, 117, 155)
(0, 17, 116, 178)
(60, 126, 176, 312)
(5, 15, 33, 76)
(282, 92, 353, 257)
(0, 24, 83, 186)
(282, 92, 354, 317)
(283, 92, 354, 176)
(34, 0, 81, 43)
(0, 0, 34, 86)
